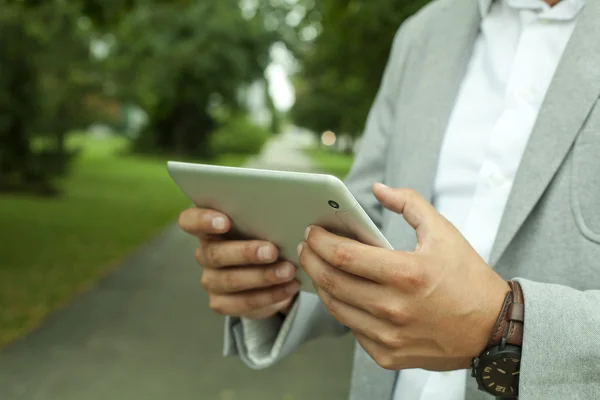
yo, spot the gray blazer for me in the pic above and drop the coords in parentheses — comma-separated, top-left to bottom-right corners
(224, 0, 600, 399)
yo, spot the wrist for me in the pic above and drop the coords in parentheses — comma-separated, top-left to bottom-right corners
(471, 280, 524, 398)
(473, 279, 512, 358)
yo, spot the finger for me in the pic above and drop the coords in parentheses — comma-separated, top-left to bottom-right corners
(196, 240, 278, 268)
(354, 332, 460, 372)
(179, 207, 231, 237)
(303, 226, 416, 284)
(354, 332, 387, 352)
(298, 242, 386, 314)
(201, 261, 297, 294)
(244, 297, 295, 320)
(315, 288, 397, 345)
(354, 332, 398, 370)
(209, 280, 301, 317)
(371, 184, 440, 236)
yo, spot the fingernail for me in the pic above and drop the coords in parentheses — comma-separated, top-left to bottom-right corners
(297, 242, 304, 256)
(304, 226, 312, 241)
(212, 216, 226, 231)
(276, 263, 294, 279)
(374, 182, 389, 189)
(286, 281, 301, 294)
(257, 245, 275, 262)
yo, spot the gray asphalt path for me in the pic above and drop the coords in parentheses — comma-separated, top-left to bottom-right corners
(244, 128, 320, 172)
(0, 131, 355, 400)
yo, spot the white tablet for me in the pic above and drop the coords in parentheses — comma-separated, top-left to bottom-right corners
(167, 161, 392, 284)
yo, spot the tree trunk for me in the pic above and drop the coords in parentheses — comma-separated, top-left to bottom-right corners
(150, 100, 214, 158)
(0, 122, 30, 190)
(173, 114, 187, 156)
(343, 136, 355, 154)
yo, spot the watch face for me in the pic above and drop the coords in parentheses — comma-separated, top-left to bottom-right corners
(476, 346, 521, 397)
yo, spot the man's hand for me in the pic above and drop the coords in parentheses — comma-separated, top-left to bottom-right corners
(297, 183, 510, 371)
(179, 208, 300, 320)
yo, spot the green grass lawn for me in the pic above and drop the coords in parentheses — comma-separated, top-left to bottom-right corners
(0, 134, 248, 347)
(306, 147, 355, 180)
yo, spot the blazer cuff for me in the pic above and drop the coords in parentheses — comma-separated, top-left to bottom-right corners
(222, 297, 301, 370)
(514, 278, 600, 399)
(222, 291, 349, 369)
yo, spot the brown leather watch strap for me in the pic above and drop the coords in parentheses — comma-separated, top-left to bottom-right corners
(506, 280, 524, 347)
(488, 288, 513, 347)
(489, 281, 524, 348)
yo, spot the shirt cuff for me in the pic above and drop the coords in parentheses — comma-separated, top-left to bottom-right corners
(241, 300, 300, 367)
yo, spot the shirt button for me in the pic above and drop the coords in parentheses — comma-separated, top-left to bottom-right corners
(489, 169, 508, 189)
(518, 87, 534, 102)
(481, 162, 509, 189)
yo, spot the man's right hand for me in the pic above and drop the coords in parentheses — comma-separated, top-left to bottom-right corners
(178, 207, 301, 320)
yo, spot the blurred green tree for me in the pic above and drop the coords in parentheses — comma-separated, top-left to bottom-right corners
(0, 0, 298, 193)
(0, 1, 99, 194)
(107, 0, 294, 157)
(290, 0, 431, 149)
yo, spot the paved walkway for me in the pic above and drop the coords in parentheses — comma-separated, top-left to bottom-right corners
(0, 131, 354, 400)
(244, 128, 321, 172)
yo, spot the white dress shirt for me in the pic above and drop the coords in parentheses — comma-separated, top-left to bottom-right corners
(392, 0, 584, 399)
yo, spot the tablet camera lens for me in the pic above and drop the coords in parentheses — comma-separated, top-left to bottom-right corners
(328, 200, 340, 209)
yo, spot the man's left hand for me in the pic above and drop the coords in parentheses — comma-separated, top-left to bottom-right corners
(298, 183, 510, 372)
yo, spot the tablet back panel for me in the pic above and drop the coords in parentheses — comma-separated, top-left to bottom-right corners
(167, 161, 391, 285)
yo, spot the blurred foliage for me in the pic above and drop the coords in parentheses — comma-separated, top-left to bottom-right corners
(0, 0, 299, 195)
(210, 112, 270, 155)
(0, 0, 432, 196)
(0, 1, 100, 194)
(106, 1, 291, 157)
(290, 0, 431, 141)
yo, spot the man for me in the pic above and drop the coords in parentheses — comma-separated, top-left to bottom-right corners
(178, 0, 600, 398)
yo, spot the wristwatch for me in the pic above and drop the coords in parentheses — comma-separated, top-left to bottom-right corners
(471, 280, 524, 398)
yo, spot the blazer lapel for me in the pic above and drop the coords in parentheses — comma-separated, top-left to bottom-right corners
(489, 1, 600, 266)
(361, 1, 483, 398)
(396, 0, 481, 203)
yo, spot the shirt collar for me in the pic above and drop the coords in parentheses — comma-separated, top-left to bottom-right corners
(478, 0, 585, 20)
(478, 0, 494, 17)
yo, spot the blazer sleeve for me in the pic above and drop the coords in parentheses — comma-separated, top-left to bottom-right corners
(222, 16, 416, 370)
(515, 278, 600, 399)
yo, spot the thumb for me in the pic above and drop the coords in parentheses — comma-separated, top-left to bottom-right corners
(372, 183, 440, 235)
